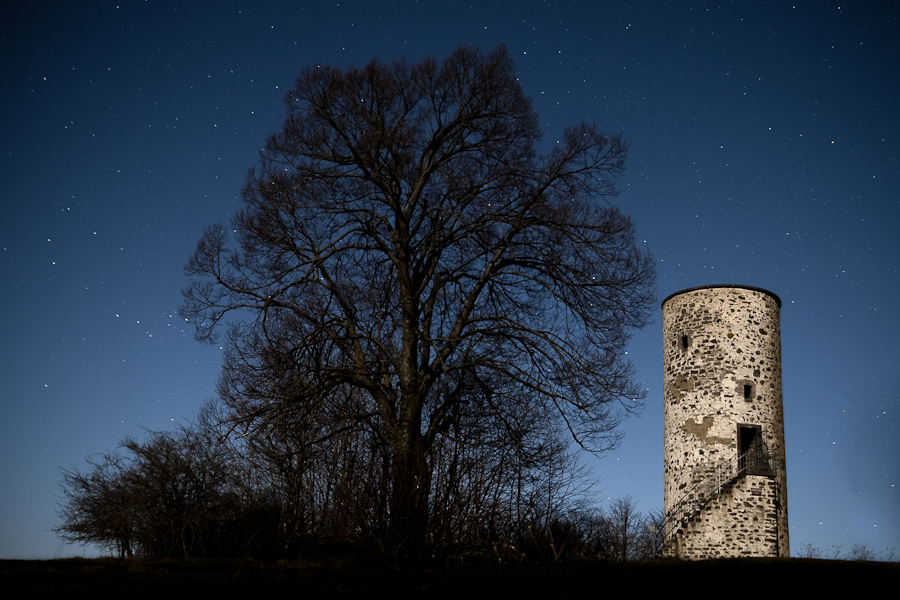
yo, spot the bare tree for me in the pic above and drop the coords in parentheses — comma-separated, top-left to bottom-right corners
(56, 411, 283, 558)
(56, 452, 138, 558)
(603, 495, 650, 561)
(181, 45, 655, 557)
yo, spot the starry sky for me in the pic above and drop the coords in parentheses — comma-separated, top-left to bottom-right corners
(2, 1, 897, 560)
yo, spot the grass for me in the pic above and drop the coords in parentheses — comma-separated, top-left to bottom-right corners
(2, 555, 897, 596)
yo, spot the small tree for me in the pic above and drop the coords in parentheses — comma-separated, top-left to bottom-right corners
(56, 452, 138, 558)
(602, 495, 645, 561)
(56, 413, 282, 558)
(182, 44, 655, 557)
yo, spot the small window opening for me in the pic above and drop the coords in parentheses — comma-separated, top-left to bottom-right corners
(680, 334, 689, 350)
(743, 384, 752, 400)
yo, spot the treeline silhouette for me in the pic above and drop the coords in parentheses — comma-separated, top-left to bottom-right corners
(56, 403, 660, 561)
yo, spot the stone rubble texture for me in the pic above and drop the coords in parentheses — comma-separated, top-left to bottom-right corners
(661, 285, 789, 559)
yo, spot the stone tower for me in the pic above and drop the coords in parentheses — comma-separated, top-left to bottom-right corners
(660, 285, 788, 559)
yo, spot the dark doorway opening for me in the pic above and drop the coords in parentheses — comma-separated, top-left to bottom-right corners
(738, 424, 772, 475)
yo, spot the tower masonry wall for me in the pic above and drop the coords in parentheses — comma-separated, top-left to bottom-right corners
(666, 475, 781, 559)
(661, 285, 788, 558)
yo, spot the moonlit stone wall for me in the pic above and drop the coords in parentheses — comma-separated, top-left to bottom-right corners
(661, 285, 789, 559)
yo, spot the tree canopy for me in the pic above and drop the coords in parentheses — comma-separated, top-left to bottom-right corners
(181, 44, 655, 556)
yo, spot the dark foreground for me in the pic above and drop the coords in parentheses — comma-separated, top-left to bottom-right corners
(3, 556, 897, 596)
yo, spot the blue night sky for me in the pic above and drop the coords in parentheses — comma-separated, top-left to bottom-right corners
(2, 1, 897, 559)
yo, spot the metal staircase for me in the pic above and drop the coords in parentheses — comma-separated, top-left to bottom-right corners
(657, 444, 776, 554)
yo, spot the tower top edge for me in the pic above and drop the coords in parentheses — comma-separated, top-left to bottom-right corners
(661, 284, 782, 309)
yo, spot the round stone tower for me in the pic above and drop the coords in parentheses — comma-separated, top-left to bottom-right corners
(661, 285, 788, 559)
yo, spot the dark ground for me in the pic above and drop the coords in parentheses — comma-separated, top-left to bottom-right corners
(2, 556, 897, 596)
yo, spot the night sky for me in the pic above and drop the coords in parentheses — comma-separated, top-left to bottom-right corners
(2, 1, 897, 559)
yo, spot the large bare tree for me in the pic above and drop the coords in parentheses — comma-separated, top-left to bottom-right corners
(181, 45, 655, 556)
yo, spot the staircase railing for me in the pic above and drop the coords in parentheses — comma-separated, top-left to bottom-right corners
(656, 444, 776, 553)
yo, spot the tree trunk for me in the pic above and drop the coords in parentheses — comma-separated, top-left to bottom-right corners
(386, 434, 432, 559)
